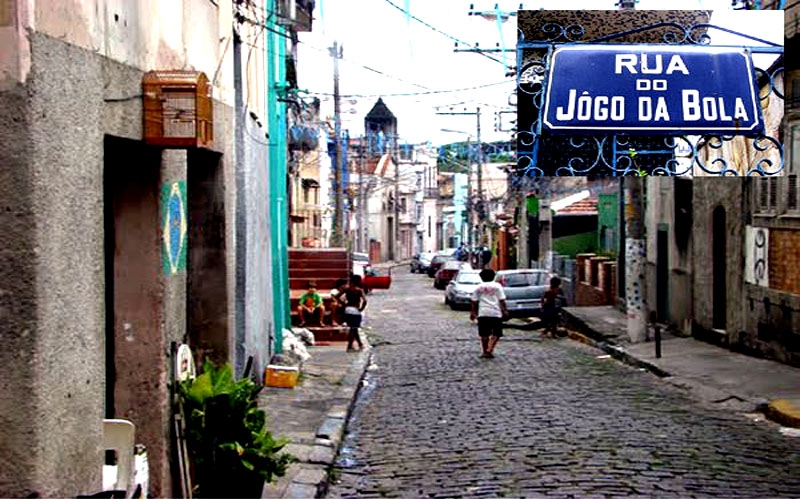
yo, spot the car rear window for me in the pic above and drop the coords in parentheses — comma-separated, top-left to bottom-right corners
(457, 273, 482, 284)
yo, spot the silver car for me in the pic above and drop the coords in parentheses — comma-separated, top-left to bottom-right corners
(495, 269, 556, 319)
(444, 269, 483, 309)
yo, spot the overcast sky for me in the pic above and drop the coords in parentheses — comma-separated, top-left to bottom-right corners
(296, 1, 783, 146)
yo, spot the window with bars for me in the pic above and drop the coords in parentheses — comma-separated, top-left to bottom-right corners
(756, 178, 778, 214)
(789, 175, 799, 212)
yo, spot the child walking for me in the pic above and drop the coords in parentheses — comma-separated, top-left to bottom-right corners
(341, 274, 368, 352)
(470, 269, 509, 359)
(541, 276, 566, 338)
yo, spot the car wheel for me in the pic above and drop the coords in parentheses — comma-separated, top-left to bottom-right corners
(444, 295, 449, 305)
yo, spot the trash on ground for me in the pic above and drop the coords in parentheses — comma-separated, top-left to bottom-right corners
(596, 355, 611, 359)
(780, 427, 800, 437)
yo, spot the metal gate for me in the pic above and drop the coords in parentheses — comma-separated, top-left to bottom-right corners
(516, 12, 784, 176)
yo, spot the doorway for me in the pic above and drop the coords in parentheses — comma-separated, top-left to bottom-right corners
(656, 227, 669, 323)
(712, 206, 727, 330)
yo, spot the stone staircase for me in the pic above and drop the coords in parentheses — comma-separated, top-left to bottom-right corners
(289, 248, 351, 342)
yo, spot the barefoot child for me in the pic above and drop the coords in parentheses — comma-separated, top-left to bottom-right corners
(341, 274, 368, 352)
(470, 269, 509, 358)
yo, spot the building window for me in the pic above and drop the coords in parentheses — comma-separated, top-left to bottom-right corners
(756, 178, 778, 214)
(303, 188, 310, 204)
(789, 175, 799, 212)
(428, 215, 432, 238)
(792, 125, 800, 173)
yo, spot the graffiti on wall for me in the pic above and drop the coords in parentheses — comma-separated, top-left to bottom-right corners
(744, 226, 768, 287)
(161, 181, 188, 275)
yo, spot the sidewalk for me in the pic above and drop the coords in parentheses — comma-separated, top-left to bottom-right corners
(259, 341, 373, 499)
(564, 305, 800, 429)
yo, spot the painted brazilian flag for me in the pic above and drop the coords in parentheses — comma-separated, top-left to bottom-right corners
(161, 181, 188, 275)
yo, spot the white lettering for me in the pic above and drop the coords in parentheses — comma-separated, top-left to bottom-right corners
(654, 97, 670, 121)
(638, 97, 652, 121)
(556, 89, 576, 120)
(611, 97, 625, 120)
(734, 98, 749, 121)
(554, 90, 626, 122)
(615, 54, 638, 74)
(653, 79, 668, 91)
(682, 89, 701, 121)
(615, 53, 690, 75)
(702, 97, 718, 121)
(641, 53, 662, 74)
(594, 96, 609, 121)
(577, 92, 592, 120)
(665, 55, 690, 75)
(718, 97, 733, 121)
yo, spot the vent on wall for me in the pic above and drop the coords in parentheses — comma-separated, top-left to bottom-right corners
(143, 71, 213, 148)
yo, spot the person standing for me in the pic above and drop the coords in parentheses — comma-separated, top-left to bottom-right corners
(470, 269, 509, 358)
(341, 274, 368, 352)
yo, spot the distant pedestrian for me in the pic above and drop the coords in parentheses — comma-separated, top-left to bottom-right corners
(541, 276, 566, 338)
(470, 269, 509, 359)
(481, 245, 493, 269)
(297, 281, 324, 327)
(341, 274, 368, 352)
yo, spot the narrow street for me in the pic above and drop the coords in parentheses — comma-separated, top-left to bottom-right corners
(327, 268, 800, 499)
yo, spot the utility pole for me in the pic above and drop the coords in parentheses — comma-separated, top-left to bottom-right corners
(624, 177, 646, 342)
(476, 107, 483, 245)
(330, 41, 344, 247)
(436, 107, 484, 245)
(393, 134, 400, 261)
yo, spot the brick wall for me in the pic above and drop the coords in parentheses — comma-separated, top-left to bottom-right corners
(769, 229, 800, 295)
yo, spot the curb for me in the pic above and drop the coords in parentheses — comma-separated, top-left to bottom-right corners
(281, 347, 374, 499)
(566, 330, 671, 378)
(564, 312, 800, 429)
(765, 399, 800, 429)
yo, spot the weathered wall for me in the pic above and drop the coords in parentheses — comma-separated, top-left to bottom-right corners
(26, 31, 107, 498)
(692, 178, 746, 343)
(0, 7, 237, 493)
(0, 80, 40, 498)
(242, 114, 274, 380)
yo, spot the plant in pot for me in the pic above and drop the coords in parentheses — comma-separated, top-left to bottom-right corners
(178, 360, 296, 498)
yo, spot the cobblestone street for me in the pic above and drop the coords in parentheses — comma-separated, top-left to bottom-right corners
(327, 269, 800, 499)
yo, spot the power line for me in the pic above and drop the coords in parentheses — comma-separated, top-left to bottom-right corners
(300, 80, 512, 99)
(380, 0, 508, 67)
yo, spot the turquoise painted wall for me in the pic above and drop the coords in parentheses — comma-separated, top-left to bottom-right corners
(267, 2, 290, 353)
(597, 193, 619, 255)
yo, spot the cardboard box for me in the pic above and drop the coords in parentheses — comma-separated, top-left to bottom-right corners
(265, 365, 300, 388)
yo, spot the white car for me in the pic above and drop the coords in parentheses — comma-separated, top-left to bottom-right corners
(444, 269, 482, 309)
(352, 252, 371, 277)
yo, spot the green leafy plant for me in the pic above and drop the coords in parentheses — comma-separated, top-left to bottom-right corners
(178, 361, 297, 498)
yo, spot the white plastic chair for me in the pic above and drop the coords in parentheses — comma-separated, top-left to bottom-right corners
(102, 419, 136, 495)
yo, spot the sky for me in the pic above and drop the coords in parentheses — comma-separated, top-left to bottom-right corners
(295, 1, 783, 147)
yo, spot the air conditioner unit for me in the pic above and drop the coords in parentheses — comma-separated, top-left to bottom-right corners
(143, 70, 213, 148)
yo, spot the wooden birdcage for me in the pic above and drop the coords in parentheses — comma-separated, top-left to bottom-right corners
(143, 70, 213, 148)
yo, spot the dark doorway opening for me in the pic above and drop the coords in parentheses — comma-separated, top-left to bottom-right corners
(713, 206, 727, 330)
(656, 228, 669, 323)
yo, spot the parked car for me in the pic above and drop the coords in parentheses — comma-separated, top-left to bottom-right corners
(495, 269, 555, 319)
(427, 253, 455, 278)
(352, 252, 371, 277)
(444, 269, 482, 309)
(434, 261, 472, 290)
(410, 252, 436, 274)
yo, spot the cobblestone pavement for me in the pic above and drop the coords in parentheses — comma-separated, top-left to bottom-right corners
(326, 269, 800, 499)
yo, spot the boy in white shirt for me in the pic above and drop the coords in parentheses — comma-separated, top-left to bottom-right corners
(470, 269, 509, 358)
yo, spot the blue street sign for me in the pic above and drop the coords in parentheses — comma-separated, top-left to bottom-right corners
(542, 45, 764, 135)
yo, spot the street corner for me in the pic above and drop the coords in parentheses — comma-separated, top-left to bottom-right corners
(766, 399, 800, 429)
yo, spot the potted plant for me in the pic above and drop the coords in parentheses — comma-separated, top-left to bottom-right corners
(178, 361, 296, 498)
